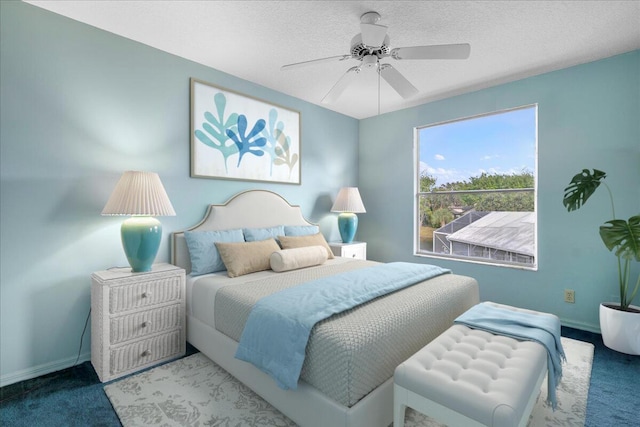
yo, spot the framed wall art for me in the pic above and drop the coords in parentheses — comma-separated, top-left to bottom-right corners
(190, 78, 301, 184)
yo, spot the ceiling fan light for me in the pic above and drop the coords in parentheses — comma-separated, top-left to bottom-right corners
(362, 55, 378, 69)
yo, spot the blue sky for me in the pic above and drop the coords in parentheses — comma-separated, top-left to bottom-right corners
(418, 106, 536, 186)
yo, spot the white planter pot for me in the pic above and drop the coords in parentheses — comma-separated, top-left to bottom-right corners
(599, 303, 640, 355)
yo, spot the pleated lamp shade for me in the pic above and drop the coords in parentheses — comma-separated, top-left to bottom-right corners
(331, 187, 365, 244)
(330, 187, 366, 213)
(102, 171, 175, 273)
(102, 171, 176, 216)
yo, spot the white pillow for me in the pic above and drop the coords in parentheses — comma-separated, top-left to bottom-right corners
(270, 245, 328, 272)
(278, 232, 335, 259)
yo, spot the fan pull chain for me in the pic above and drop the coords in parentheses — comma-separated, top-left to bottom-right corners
(377, 66, 381, 116)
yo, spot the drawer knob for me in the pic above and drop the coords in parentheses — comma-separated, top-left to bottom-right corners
(141, 291, 152, 298)
(141, 350, 151, 357)
(141, 321, 151, 328)
(352, 254, 356, 257)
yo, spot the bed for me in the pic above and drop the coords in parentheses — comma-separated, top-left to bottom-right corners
(171, 190, 479, 427)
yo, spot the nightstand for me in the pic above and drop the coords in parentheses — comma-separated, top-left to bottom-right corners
(329, 241, 367, 260)
(91, 263, 186, 382)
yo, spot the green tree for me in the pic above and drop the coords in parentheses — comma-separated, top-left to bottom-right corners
(430, 208, 454, 228)
(419, 173, 437, 226)
(421, 170, 535, 228)
(440, 170, 534, 212)
(419, 172, 437, 192)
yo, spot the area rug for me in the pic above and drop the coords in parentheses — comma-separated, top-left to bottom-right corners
(105, 337, 593, 427)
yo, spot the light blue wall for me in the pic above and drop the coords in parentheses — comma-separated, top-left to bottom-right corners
(359, 50, 640, 332)
(0, 2, 358, 385)
(2, 1, 638, 387)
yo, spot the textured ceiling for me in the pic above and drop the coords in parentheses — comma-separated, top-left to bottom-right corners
(25, 1, 640, 119)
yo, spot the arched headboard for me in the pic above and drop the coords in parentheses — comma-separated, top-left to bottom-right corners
(171, 190, 315, 273)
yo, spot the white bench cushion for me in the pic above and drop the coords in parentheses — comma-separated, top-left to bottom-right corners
(394, 324, 547, 427)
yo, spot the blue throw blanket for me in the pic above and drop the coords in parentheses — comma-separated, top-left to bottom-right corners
(235, 262, 451, 389)
(454, 302, 566, 409)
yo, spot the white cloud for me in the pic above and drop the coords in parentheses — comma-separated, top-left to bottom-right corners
(434, 154, 445, 161)
(419, 161, 429, 174)
(481, 154, 499, 161)
(474, 166, 529, 176)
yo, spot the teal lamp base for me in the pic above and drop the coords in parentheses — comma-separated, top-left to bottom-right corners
(121, 216, 162, 272)
(337, 212, 358, 243)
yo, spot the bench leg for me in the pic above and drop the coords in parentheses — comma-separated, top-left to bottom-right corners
(393, 384, 407, 427)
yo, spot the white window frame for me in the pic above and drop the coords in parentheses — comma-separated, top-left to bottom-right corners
(413, 105, 538, 270)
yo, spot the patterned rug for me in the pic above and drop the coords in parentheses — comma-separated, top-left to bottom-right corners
(105, 337, 593, 427)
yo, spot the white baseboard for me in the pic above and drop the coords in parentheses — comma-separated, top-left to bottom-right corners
(0, 352, 91, 388)
(560, 317, 601, 334)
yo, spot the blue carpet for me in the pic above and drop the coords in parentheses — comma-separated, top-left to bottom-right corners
(0, 361, 120, 427)
(0, 344, 198, 427)
(1, 331, 638, 426)
(561, 327, 640, 427)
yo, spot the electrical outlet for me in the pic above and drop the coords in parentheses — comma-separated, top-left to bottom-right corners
(564, 289, 575, 304)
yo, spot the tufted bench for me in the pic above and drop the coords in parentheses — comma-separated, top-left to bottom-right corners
(393, 323, 548, 427)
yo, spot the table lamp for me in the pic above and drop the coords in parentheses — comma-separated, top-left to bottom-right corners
(102, 171, 176, 272)
(331, 187, 366, 243)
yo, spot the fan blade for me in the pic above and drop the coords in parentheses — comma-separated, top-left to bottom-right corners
(360, 23, 388, 47)
(391, 43, 471, 60)
(281, 55, 352, 71)
(321, 67, 360, 104)
(379, 64, 419, 99)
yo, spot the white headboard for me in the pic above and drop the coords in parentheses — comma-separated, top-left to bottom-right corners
(171, 190, 315, 273)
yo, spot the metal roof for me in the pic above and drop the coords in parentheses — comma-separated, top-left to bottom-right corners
(446, 211, 535, 256)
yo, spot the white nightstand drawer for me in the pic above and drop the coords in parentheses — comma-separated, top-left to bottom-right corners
(329, 241, 367, 260)
(109, 329, 182, 377)
(109, 275, 182, 314)
(341, 245, 366, 259)
(110, 303, 182, 345)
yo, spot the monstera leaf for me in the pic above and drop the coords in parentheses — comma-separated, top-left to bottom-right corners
(563, 169, 607, 212)
(564, 168, 640, 310)
(600, 215, 640, 261)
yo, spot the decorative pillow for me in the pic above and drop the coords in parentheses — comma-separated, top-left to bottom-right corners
(270, 246, 328, 272)
(284, 225, 320, 236)
(278, 233, 335, 259)
(184, 228, 244, 276)
(215, 238, 281, 278)
(243, 225, 285, 242)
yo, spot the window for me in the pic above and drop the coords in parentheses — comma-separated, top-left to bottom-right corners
(415, 105, 537, 269)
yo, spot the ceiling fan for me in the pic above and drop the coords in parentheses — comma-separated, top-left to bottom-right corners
(281, 11, 471, 104)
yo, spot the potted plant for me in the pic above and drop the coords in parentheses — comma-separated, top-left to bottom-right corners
(563, 169, 640, 354)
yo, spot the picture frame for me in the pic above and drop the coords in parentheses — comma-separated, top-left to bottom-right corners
(190, 78, 301, 184)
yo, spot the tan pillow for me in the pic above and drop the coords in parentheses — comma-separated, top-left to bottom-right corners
(215, 238, 281, 278)
(278, 233, 334, 259)
(270, 246, 328, 272)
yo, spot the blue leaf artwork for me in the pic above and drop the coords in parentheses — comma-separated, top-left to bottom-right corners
(192, 80, 299, 183)
(226, 115, 267, 167)
(261, 109, 283, 174)
(194, 92, 238, 173)
(262, 108, 299, 178)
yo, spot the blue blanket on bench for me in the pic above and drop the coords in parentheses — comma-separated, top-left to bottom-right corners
(235, 262, 451, 390)
(454, 302, 566, 409)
